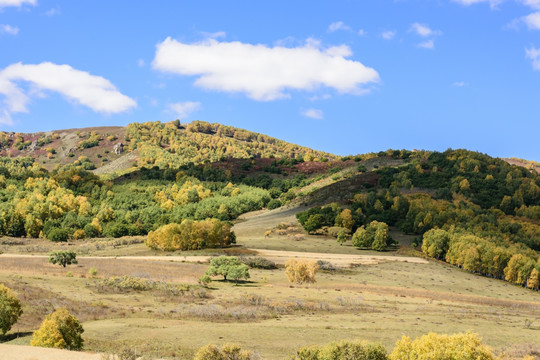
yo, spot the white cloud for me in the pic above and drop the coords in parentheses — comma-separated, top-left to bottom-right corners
(357, 29, 367, 36)
(0, 62, 136, 124)
(0, 0, 35, 8)
(201, 31, 226, 39)
(452, 81, 469, 87)
(328, 21, 351, 32)
(418, 39, 435, 49)
(520, 0, 540, 9)
(302, 108, 324, 119)
(153, 37, 379, 101)
(44, 7, 60, 16)
(410, 23, 442, 37)
(308, 94, 332, 101)
(523, 12, 540, 29)
(525, 46, 540, 70)
(0, 24, 18, 35)
(381, 30, 396, 40)
(168, 101, 201, 120)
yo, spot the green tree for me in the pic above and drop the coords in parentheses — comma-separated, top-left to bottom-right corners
(291, 340, 387, 360)
(0, 284, 23, 336)
(205, 256, 250, 283)
(48, 251, 78, 267)
(31, 308, 84, 350)
(421, 229, 450, 260)
(337, 229, 347, 245)
(352, 221, 389, 251)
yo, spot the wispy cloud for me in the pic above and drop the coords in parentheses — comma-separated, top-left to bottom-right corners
(418, 39, 435, 49)
(381, 30, 396, 40)
(328, 21, 351, 32)
(301, 108, 324, 119)
(0, 24, 18, 35)
(450, 0, 504, 9)
(525, 46, 540, 70)
(410, 23, 442, 37)
(44, 7, 60, 16)
(0, 0, 36, 8)
(452, 81, 469, 87)
(153, 37, 380, 101)
(167, 101, 202, 120)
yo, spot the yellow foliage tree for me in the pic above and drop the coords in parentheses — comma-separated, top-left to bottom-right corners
(527, 268, 539, 290)
(0, 284, 23, 335)
(31, 308, 84, 350)
(285, 259, 319, 284)
(389, 331, 494, 360)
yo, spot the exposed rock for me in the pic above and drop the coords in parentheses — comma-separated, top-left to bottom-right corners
(113, 142, 124, 154)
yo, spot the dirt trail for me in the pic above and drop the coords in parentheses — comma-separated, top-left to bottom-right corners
(0, 345, 103, 360)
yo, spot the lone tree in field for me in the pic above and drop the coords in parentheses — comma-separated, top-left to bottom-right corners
(31, 308, 84, 350)
(205, 256, 250, 283)
(48, 251, 78, 267)
(285, 259, 319, 284)
(0, 284, 23, 336)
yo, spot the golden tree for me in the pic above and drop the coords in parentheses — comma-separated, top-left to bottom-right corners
(285, 259, 319, 284)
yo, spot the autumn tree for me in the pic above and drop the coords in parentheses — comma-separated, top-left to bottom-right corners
(194, 343, 257, 360)
(389, 331, 494, 360)
(0, 284, 23, 336)
(421, 228, 450, 260)
(527, 268, 539, 290)
(31, 308, 84, 350)
(285, 259, 319, 284)
(352, 221, 389, 251)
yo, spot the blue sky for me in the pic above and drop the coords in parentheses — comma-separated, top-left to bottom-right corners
(1, 0, 540, 160)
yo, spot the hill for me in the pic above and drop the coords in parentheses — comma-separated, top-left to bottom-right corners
(0, 120, 335, 174)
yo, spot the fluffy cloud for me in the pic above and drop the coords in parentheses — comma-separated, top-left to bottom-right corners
(520, 0, 540, 9)
(301, 108, 324, 119)
(0, 24, 18, 35)
(523, 12, 540, 29)
(0, 62, 136, 125)
(525, 46, 540, 70)
(381, 30, 396, 40)
(153, 37, 379, 101)
(168, 101, 201, 120)
(0, 0, 35, 8)
(410, 23, 442, 37)
(328, 21, 351, 32)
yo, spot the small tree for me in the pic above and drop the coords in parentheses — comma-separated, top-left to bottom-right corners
(205, 256, 250, 283)
(31, 308, 84, 350)
(0, 284, 23, 336)
(527, 268, 539, 290)
(285, 259, 319, 284)
(336, 229, 347, 246)
(48, 251, 78, 267)
(194, 343, 256, 360)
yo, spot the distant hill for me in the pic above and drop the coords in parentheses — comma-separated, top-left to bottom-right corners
(0, 120, 336, 175)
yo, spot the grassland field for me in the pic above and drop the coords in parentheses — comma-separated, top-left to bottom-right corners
(0, 206, 539, 359)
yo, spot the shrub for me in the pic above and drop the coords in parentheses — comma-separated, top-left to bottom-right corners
(194, 343, 257, 360)
(83, 223, 100, 238)
(389, 331, 494, 360)
(292, 340, 387, 360)
(47, 228, 69, 242)
(48, 251, 77, 267)
(316, 260, 336, 271)
(240, 256, 277, 270)
(285, 259, 318, 284)
(88, 267, 98, 277)
(31, 308, 84, 350)
(206, 256, 250, 283)
(267, 199, 282, 210)
(0, 284, 23, 335)
(72, 229, 86, 240)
